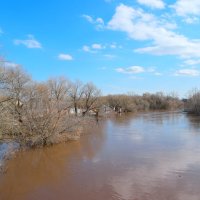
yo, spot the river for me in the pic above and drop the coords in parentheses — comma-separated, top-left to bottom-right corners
(1, 111, 200, 200)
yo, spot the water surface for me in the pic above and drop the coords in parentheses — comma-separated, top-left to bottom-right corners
(1, 111, 200, 200)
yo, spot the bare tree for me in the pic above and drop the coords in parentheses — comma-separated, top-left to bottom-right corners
(81, 83, 101, 116)
(68, 81, 84, 116)
(186, 89, 200, 115)
(0, 67, 84, 147)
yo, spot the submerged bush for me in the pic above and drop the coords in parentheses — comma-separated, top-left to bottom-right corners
(186, 90, 200, 115)
(0, 65, 100, 147)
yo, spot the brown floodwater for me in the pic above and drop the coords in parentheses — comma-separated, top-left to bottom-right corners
(1, 111, 200, 200)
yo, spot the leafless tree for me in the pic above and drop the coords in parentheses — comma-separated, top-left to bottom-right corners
(186, 89, 200, 115)
(68, 80, 84, 116)
(0, 67, 84, 147)
(81, 83, 101, 116)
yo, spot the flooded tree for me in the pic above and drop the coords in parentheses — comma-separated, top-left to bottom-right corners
(68, 80, 84, 116)
(186, 89, 200, 115)
(0, 65, 101, 147)
(81, 83, 101, 116)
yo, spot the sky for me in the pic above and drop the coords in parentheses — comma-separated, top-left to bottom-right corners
(0, 0, 200, 97)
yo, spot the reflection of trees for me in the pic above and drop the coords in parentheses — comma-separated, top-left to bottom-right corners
(109, 112, 137, 126)
(186, 114, 200, 132)
(110, 111, 182, 127)
(78, 120, 106, 160)
(0, 121, 106, 200)
(141, 111, 182, 125)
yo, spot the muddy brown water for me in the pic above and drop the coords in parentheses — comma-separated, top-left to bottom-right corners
(1, 111, 200, 200)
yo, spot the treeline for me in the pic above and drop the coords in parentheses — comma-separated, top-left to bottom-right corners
(0, 65, 184, 148)
(104, 92, 183, 113)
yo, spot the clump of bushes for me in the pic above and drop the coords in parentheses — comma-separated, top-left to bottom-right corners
(186, 90, 200, 115)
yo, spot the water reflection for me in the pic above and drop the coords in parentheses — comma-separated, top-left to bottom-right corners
(0, 122, 106, 200)
(1, 111, 200, 200)
(187, 114, 200, 133)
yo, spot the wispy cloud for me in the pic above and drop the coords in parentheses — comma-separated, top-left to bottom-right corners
(183, 17, 199, 24)
(82, 43, 104, 53)
(137, 0, 165, 9)
(183, 59, 200, 66)
(58, 54, 73, 61)
(82, 14, 104, 29)
(14, 35, 42, 49)
(116, 66, 145, 74)
(82, 43, 120, 53)
(174, 69, 200, 77)
(92, 43, 104, 50)
(82, 45, 94, 53)
(109, 43, 122, 49)
(116, 66, 161, 76)
(104, 54, 116, 59)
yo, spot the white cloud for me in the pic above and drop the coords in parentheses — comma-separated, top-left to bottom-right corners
(184, 17, 199, 24)
(172, 0, 200, 17)
(137, 0, 165, 9)
(107, 4, 200, 61)
(92, 43, 104, 49)
(116, 65, 161, 76)
(108, 4, 174, 41)
(183, 59, 200, 66)
(83, 43, 107, 53)
(82, 15, 93, 23)
(109, 43, 122, 49)
(14, 35, 42, 49)
(116, 66, 145, 74)
(82, 45, 95, 53)
(82, 15, 104, 29)
(96, 18, 104, 24)
(82, 45, 91, 52)
(174, 69, 200, 77)
(58, 54, 73, 61)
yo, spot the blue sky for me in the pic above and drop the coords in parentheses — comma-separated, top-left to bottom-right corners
(0, 0, 200, 97)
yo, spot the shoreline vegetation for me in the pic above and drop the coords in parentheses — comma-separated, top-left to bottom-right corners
(0, 65, 183, 147)
(184, 90, 200, 115)
(0, 64, 198, 172)
(0, 67, 182, 147)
